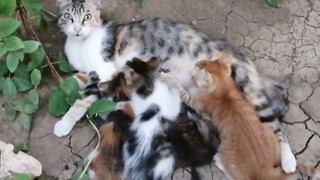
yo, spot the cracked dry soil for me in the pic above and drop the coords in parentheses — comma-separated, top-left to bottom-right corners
(1, 0, 320, 179)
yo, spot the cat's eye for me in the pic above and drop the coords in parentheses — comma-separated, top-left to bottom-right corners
(64, 13, 72, 20)
(84, 14, 92, 21)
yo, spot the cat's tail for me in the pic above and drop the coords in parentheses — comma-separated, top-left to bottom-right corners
(295, 162, 320, 179)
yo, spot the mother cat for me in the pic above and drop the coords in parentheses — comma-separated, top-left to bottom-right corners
(54, 0, 296, 173)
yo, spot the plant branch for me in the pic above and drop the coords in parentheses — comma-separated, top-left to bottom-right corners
(16, 0, 62, 81)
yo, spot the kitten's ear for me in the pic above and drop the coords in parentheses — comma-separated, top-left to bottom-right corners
(147, 57, 160, 72)
(56, 0, 72, 8)
(219, 51, 233, 76)
(89, 0, 102, 9)
(195, 60, 209, 69)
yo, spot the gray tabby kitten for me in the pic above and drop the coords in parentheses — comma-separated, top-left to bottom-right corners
(54, 0, 296, 174)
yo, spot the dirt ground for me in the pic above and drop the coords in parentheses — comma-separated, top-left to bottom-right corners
(1, 0, 320, 179)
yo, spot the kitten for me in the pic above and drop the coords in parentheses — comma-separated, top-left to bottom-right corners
(161, 51, 320, 180)
(122, 58, 220, 180)
(88, 69, 220, 180)
(55, 0, 295, 173)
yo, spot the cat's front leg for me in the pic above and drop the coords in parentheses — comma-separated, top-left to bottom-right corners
(159, 72, 191, 103)
(264, 121, 296, 173)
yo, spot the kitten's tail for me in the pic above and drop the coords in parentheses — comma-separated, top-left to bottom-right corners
(190, 166, 201, 180)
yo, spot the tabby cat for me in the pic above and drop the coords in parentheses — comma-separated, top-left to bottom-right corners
(54, 0, 296, 173)
(161, 51, 320, 180)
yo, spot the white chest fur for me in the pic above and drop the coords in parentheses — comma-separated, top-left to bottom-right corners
(130, 80, 181, 121)
(64, 28, 117, 82)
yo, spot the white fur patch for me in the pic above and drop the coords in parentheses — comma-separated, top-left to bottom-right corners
(65, 27, 117, 82)
(130, 80, 181, 121)
(153, 156, 175, 179)
(280, 142, 297, 173)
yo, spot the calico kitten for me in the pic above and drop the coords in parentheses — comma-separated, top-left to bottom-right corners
(122, 58, 220, 180)
(55, 0, 295, 173)
(161, 52, 320, 180)
(88, 68, 220, 180)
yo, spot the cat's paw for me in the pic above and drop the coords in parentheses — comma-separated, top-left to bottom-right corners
(280, 143, 297, 173)
(53, 119, 76, 137)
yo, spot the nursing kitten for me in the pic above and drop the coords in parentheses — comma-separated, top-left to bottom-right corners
(88, 68, 220, 180)
(122, 58, 220, 180)
(55, 0, 295, 173)
(161, 52, 320, 180)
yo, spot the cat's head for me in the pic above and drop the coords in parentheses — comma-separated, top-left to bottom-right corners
(193, 51, 233, 92)
(98, 72, 132, 102)
(123, 57, 160, 89)
(56, 0, 102, 38)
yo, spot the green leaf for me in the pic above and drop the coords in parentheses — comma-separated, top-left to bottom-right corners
(88, 100, 116, 117)
(3, 103, 17, 121)
(6, 52, 21, 72)
(29, 89, 39, 105)
(49, 89, 70, 117)
(0, 0, 17, 17)
(139, 0, 150, 8)
(0, 18, 20, 38)
(0, 77, 5, 91)
(27, 47, 44, 71)
(2, 78, 17, 100)
(0, 61, 9, 76)
(15, 64, 30, 79)
(30, 69, 41, 86)
(17, 113, 31, 130)
(6, 36, 25, 51)
(14, 142, 30, 154)
(23, 40, 40, 53)
(60, 77, 79, 95)
(16, 100, 38, 114)
(58, 56, 75, 73)
(11, 172, 31, 180)
(265, 0, 279, 7)
(72, 172, 90, 180)
(12, 76, 33, 92)
(0, 43, 7, 57)
(38, 15, 48, 32)
(67, 91, 81, 105)
(22, 0, 42, 16)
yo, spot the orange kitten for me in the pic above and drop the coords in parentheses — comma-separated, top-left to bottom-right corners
(161, 52, 320, 180)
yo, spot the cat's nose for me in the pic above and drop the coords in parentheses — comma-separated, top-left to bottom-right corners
(74, 26, 82, 33)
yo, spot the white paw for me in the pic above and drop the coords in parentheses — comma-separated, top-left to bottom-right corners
(281, 143, 297, 173)
(53, 120, 76, 137)
(116, 101, 127, 110)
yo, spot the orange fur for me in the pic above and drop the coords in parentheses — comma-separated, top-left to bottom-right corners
(90, 103, 133, 180)
(177, 52, 320, 180)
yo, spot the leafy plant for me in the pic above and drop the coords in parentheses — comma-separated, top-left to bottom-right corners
(11, 172, 32, 180)
(0, 0, 58, 130)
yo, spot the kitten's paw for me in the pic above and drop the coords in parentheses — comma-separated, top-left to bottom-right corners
(281, 143, 297, 173)
(53, 119, 76, 137)
(159, 72, 179, 87)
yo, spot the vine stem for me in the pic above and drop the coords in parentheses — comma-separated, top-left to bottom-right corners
(16, 0, 62, 81)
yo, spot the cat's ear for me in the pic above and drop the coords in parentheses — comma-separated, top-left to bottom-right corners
(56, 0, 72, 8)
(195, 60, 209, 69)
(89, 0, 102, 10)
(219, 51, 233, 76)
